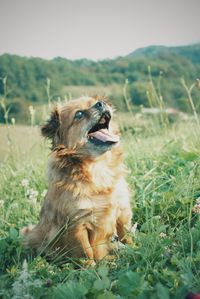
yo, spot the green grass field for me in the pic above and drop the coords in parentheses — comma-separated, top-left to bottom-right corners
(0, 115, 200, 299)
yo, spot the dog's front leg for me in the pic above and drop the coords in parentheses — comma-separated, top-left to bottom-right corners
(88, 229, 111, 260)
(117, 207, 133, 244)
(74, 224, 94, 262)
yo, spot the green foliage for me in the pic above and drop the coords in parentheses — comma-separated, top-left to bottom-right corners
(0, 44, 200, 123)
(117, 271, 148, 297)
(52, 282, 88, 299)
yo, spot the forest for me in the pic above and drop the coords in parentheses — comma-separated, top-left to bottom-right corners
(0, 43, 200, 123)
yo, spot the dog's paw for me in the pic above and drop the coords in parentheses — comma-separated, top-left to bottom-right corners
(82, 259, 96, 268)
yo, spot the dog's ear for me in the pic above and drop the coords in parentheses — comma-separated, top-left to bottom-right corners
(41, 106, 60, 140)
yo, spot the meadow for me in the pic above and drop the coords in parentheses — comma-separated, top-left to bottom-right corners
(0, 100, 200, 298)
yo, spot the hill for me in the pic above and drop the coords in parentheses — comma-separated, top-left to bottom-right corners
(0, 43, 200, 123)
(128, 43, 200, 63)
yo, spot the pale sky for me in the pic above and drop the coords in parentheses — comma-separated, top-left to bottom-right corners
(0, 0, 199, 61)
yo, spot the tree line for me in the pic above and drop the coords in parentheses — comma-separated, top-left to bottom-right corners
(0, 43, 200, 123)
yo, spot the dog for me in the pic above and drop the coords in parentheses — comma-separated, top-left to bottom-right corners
(22, 96, 132, 263)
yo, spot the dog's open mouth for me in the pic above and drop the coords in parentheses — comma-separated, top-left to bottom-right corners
(87, 111, 119, 145)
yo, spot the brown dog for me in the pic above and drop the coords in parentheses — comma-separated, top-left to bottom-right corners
(22, 96, 132, 263)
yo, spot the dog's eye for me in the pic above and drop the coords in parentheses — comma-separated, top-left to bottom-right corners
(74, 110, 84, 120)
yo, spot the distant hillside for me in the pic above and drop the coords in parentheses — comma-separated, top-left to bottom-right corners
(128, 43, 200, 64)
(0, 43, 200, 123)
(128, 45, 171, 58)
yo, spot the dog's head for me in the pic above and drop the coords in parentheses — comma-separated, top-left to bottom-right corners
(41, 96, 120, 157)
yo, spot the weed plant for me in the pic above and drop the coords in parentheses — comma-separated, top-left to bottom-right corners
(0, 79, 200, 298)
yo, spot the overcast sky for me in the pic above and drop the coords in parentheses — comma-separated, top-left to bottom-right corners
(0, 0, 199, 61)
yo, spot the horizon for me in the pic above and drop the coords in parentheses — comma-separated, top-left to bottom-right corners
(1, 42, 199, 62)
(0, 0, 200, 61)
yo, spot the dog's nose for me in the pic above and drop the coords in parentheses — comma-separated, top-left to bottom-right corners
(94, 101, 104, 111)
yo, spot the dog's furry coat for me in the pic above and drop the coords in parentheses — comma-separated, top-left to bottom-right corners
(22, 96, 132, 262)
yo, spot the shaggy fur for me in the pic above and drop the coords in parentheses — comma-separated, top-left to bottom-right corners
(22, 96, 132, 262)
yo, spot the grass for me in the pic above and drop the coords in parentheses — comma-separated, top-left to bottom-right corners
(0, 125, 44, 163)
(0, 114, 200, 299)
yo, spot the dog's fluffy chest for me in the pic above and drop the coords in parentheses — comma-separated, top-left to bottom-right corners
(75, 177, 130, 228)
(77, 196, 116, 223)
(47, 152, 129, 231)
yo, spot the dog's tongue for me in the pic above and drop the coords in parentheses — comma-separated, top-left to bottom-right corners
(89, 129, 119, 143)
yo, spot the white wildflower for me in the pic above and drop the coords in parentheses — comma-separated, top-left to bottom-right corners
(192, 203, 200, 215)
(11, 203, 19, 209)
(130, 222, 138, 235)
(41, 189, 47, 197)
(196, 197, 200, 205)
(159, 232, 167, 238)
(118, 242, 125, 250)
(21, 179, 29, 188)
(26, 189, 38, 201)
(26, 188, 39, 206)
(12, 259, 42, 299)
